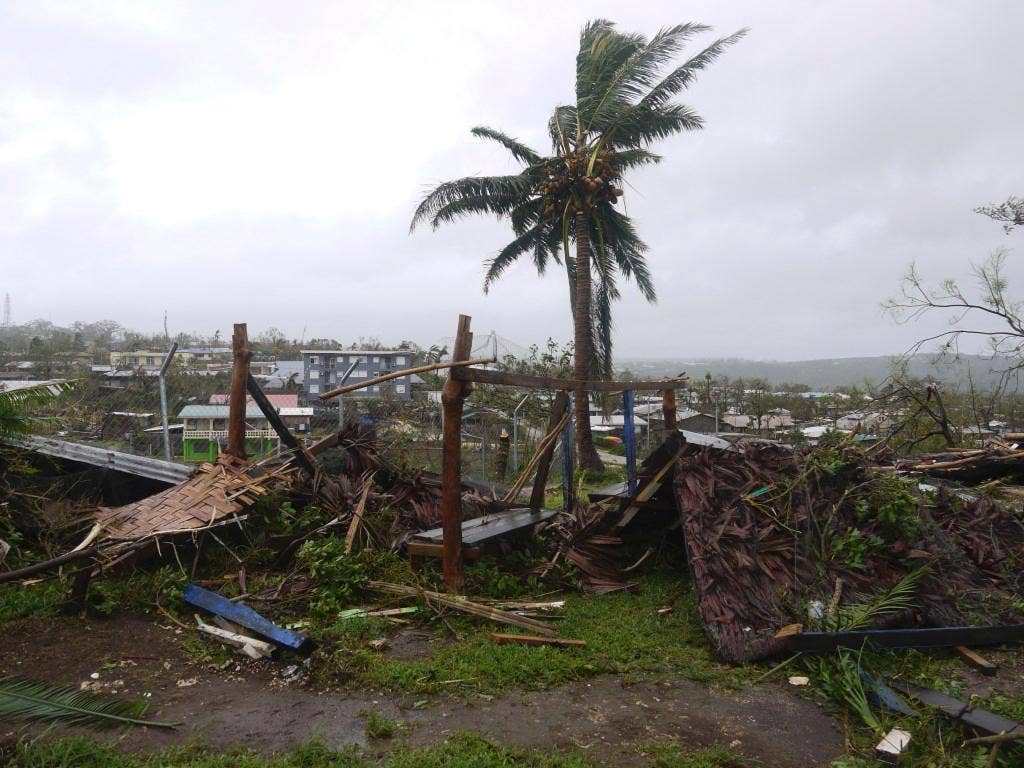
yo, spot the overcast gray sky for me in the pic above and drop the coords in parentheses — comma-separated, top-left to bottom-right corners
(2, 1, 1021, 360)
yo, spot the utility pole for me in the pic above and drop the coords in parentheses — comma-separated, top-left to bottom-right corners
(158, 342, 179, 461)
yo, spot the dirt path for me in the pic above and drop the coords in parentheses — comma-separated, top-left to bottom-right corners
(0, 615, 844, 766)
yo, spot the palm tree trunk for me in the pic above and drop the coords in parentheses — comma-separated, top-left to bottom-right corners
(573, 211, 605, 472)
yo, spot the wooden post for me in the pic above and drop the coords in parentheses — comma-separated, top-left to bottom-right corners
(495, 429, 510, 482)
(227, 323, 252, 459)
(662, 387, 677, 432)
(246, 374, 317, 476)
(561, 394, 575, 513)
(441, 314, 473, 592)
(529, 390, 570, 510)
(623, 389, 637, 495)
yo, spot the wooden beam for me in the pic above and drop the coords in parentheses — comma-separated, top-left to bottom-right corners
(246, 374, 317, 476)
(490, 633, 585, 648)
(317, 356, 495, 400)
(955, 645, 998, 676)
(441, 314, 473, 592)
(787, 624, 1024, 653)
(452, 366, 686, 392)
(227, 323, 252, 459)
(529, 391, 570, 510)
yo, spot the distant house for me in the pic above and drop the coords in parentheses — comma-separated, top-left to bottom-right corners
(178, 404, 274, 462)
(590, 413, 646, 437)
(301, 350, 415, 404)
(110, 350, 167, 370)
(101, 411, 156, 440)
(110, 347, 233, 373)
(677, 411, 720, 434)
(177, 403, 312, 462)
(209, 393, 299, 409)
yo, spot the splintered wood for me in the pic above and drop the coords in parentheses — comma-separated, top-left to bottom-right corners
(94, 455, 291, 542)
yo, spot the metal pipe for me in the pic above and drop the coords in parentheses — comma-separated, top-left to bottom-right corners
(337, 357, 360, 426)
(511, 394, 531, 469)
(158, 342, 178, 462)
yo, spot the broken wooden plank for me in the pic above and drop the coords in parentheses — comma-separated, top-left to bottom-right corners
(367, 581, 557, 637)
(787, 624, 1024, 653)
(528, 390, 569, 509)
(196, 620, 275, 659)
(955, 645, 999, 676)
(184, 583, 312, 652)
(875, 729, 911, 764)
(490, 633, 585, 648)
(412, 507, 558, 547)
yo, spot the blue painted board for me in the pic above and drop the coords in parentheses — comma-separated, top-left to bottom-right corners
(184, 583, 312, 653)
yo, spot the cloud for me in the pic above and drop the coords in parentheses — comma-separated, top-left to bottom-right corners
(2, 0, 1022, 361)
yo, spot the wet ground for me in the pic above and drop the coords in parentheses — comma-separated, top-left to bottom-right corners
(0, 614, 845, 766)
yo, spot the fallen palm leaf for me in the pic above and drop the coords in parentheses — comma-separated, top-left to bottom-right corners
(0, 677, 179, 729)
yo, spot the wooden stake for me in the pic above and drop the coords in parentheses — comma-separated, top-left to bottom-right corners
(490, 633, 585, 648)
(528, 391, 569, 510)
(441, 315, 473, 592)
(246, 374, 317, 476)
(227, 323, 252, 459)
(345, 477, 373, 553)
(662, 388, 677, 431)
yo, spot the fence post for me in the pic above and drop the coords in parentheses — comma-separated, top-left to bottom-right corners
(561, 393, 574, 513)
(228, 324, 251, 459)
(623, 388, 637, 495)
(158, 342, 178, 462)
(441, 315, 472, 592)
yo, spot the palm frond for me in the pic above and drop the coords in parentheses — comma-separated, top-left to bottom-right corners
(548, 105, 578, 153)
(0, 380, 77, 408)
(611, 148, 662, 171)
(638, 29, 748, 111)
(611, 102, 705, 149)
(835, 568, 924, 632)
(409, 174, 535, 232)
(582, 23, 711, 137)
(471, 126, 542, 165)
(0, 677, 179, 729)
(600, 208, 655, 302)
(0, 380, 77, 439)
(483, 226, 549, 292)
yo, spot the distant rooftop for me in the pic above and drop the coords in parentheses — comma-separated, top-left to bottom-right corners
(301, 349, 411, 355)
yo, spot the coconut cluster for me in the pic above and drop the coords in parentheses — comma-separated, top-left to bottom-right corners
(536, 149, 624, 219)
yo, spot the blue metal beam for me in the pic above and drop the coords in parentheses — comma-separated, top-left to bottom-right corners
(184, 583, 312, 653)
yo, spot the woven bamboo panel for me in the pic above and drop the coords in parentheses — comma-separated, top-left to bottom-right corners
(95, 455, 286, 542)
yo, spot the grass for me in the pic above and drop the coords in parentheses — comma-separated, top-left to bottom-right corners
(5, 733, 591, 768)
(637, 740, 751, 768)
(361, 710, 402, 740)
(316, 573, 748, 695)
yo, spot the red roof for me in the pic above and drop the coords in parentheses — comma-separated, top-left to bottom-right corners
(208, 393, 298, 408)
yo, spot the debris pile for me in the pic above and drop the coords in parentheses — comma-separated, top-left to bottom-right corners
(671, 437, 1024, 663)
(898, 440, 1024, 482)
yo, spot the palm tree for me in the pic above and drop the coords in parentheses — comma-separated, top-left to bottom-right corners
(411, 19, 745, 469)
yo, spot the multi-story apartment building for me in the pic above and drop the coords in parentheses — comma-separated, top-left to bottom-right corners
(301, 349, 415, 404)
